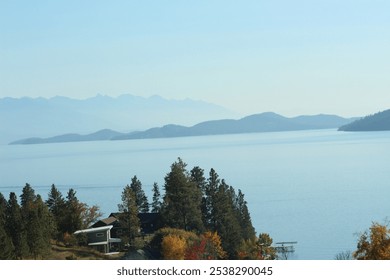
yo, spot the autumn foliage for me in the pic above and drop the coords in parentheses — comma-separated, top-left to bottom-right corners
(161, 234, 187, 260)
(152, 228, 227, 260)
(185, 231, 227, 260)
(354, 222, 390, 260)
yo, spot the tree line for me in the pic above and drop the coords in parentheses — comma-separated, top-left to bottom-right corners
(2, 158, 388, 260)
(0, 184, 101, 259)
(118, 158, 275, 259)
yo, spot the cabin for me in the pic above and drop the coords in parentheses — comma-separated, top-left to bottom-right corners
(73, 225, 121, 254)
(107, 212, 161, 235)
(74, 212, 161, 253)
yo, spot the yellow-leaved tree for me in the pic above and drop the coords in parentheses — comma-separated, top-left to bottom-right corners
(161, 234, 187, 260)
(203, 231, 227, 259)
(354, 222, 390, 260)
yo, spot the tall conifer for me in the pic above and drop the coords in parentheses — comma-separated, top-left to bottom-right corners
(46, 184, 66, 236)
(0, 192, 15, 259)
(118, 186, 140, 244)
(6, 192, 28, 259)
(129, 176, 149, 213)
(151, 182, 162, 213)
(162, 158, 204, 232)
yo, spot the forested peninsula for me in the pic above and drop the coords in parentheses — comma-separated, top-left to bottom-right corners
(0, 158, 275, 260)
(338, 109, 390, 131)
(10, 112, 355, 145)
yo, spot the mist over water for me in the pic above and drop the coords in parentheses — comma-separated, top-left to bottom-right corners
(1, 129, 389, 259)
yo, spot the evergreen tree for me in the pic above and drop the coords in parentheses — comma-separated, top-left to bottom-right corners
(46, 184, 66, 236)
(212, 180, 243, 258)
(25, 196, 46, 259)
(21, 184, 41, 259)
(63, 189, 83, 234)
(190, 166, 206, 192)
(151, 182, 162, 213)
(129, 175, 149, 213)
(19, 184, 53, 259)
(190, 166, 208, 227)
(203, 168, 220, 230)
(118, 186, 140, 244)
(6, 192, 28, 259)
(0, 192, 15, 259)
(20, 183, 36, 211)
(162, 158, 204, 232)
(33, 195, 53, 257)
(236, 189, 256, 240)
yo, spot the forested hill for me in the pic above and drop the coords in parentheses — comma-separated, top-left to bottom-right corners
(10, 112, 355, 144)
(113, 112, 353, 140)
(338, 109, 390, 131)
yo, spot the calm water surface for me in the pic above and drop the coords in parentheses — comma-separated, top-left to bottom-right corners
(1, 129, 389, 259)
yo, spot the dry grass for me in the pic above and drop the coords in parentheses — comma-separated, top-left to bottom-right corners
(47, 242, 125, 260)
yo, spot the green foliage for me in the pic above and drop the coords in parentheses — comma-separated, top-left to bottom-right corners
(236, 190, 256, 240)
(46, 185, 100, 237)
(151, 182, 162, 213)
(161, 158, 204, 232)
(2, 159, 270, 260)
(62, 188, 83, 234)
(258, 233, 277, 260)
(46, 184, 66, 238)
(129, 175, 149, 213)
(118, 185, 140, 244)
(2, 186, 54, 259)
(6, 192, 28, 259)
(159, 159, 258, 259)
(26, 194, 53, 259)
(0, 192, 15, 259)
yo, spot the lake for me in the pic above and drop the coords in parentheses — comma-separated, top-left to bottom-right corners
(1, 129, 389, 259)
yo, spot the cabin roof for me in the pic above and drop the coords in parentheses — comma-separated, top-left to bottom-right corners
(74, 225, 113, 235)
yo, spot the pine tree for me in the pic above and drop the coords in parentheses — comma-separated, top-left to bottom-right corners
(190, 166, 206, 192)
(118, 186, 140, 245)
(212, 180, 243, 258)
(32, 195, 53, 258)
(0, 192, 15, 259)
(203, 168, 220, 230)
(151, 182, 162, 213)
(63, 189, 83, 234)
(21, 184, 40, 259)
(20, 184, 53, 259)
(129, 175, 149, 213)
(46, 184, 66, 237)
(6, 192, 28, 259)
(162, 158, 204, 232)
(236, 189, 256, 240)
(20, 183, 36, 210)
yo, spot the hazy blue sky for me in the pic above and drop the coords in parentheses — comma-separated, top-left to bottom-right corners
(1, 0, 389, 117)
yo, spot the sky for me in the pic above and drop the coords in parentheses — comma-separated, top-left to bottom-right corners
(1, 0, 389, 117)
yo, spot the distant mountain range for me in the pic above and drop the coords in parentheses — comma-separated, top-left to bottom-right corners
(10, 112, 356, 145)
(0, 94, 236, 144)
(338, 109, 390, 131)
